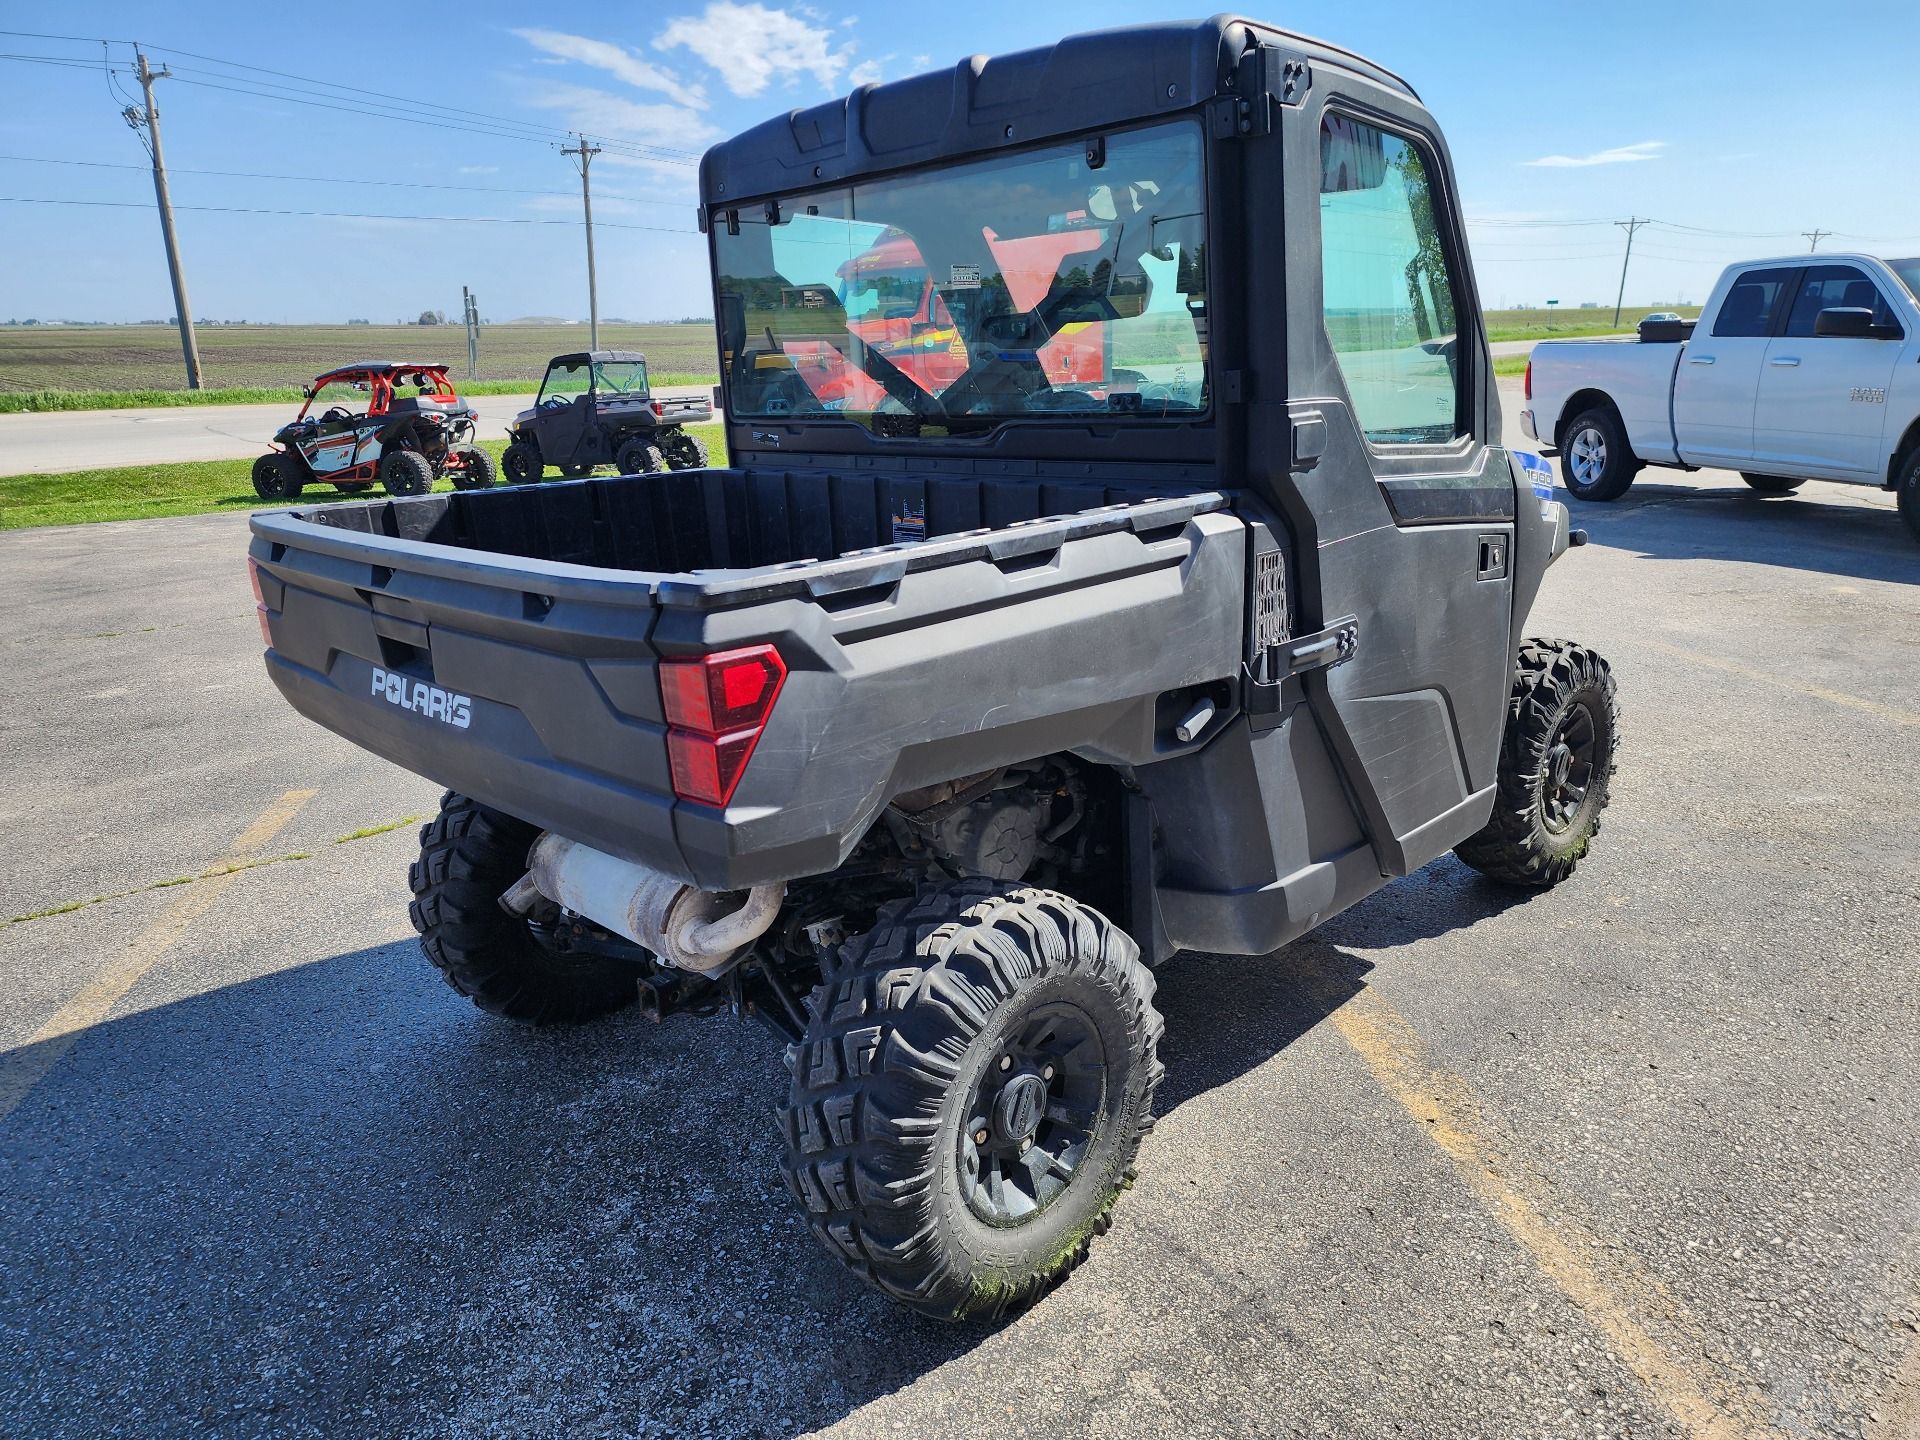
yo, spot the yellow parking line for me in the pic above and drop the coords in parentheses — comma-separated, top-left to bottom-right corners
(1641, 637, 1920, 728)
(0, 787, 316, 1124)
(1326, 984, 1776, 1440)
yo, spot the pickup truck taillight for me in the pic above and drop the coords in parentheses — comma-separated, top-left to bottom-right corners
(246, 557, 271, 647)
(1523, 359, 1532, 402)
(659, 645, 787, 806)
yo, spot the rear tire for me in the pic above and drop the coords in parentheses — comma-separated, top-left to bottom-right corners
(658, 430, 709, 471)
(1558, 407, 1638, 502)
(407, 793, 639, 1025)
(1740, 473, 1803, 494)
(380, 448, 435, 497)
(501, 440, 543, 484)
(1894, 448, 1920, 543)
(616, 437, 666, 475)
(1455, 639, 1618, 888)
(446, 443, 497, 491)
(251, 451, 304, 501)
(781, 881, 1162, 1322)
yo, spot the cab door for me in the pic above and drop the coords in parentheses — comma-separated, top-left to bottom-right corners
(1754, 264, 1906, 478)
(1272, 96, 1517, 877)
(1673, 265, 1795, 467)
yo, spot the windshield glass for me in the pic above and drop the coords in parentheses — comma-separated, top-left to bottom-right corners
(714, 119, 1208, 436)
(1890, 258, 1920, 305)
(539, 358, 649, 402)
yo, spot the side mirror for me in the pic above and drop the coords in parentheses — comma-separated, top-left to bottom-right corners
(1813, 306, 1877, 338)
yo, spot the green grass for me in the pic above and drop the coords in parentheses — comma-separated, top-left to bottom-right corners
(0, 424, 727, 531)
(1481, 304, 1701, 344)
(0, 321, 721, 400)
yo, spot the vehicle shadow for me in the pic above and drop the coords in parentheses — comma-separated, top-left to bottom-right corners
(0, 864, 1515, 1440)
(1566, 477, 1917, 586)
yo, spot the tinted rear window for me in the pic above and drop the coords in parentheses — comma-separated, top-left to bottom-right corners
(1711, 267, 1795, 337)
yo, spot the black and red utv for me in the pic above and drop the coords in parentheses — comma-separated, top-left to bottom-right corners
(252, 362, 495, 501)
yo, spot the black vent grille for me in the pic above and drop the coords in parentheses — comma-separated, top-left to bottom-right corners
(1254, 547, 1288, 649)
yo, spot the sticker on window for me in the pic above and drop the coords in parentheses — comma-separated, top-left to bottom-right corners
(949, 264, 980, 289)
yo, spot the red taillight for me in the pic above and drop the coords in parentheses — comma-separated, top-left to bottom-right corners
(1523, 359, 1533, 401)
(246, 558, 272, 647)
(658, 645, 787, 806)
(651, 400, 664, 418)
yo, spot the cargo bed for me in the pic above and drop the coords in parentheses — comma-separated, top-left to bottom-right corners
(250, 464, 1245, 887)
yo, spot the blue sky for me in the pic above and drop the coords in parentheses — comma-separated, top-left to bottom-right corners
(3, 1, 1918, 323)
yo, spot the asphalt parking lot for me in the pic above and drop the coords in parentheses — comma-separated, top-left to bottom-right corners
(2, 387, 1917, 1439)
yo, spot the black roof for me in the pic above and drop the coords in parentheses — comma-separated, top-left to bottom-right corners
(699, 14, 1417, 205)
(549, 350, 648, 367)
(315, 360, 450, 377)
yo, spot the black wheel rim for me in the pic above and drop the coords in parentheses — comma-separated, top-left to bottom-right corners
(1541, 699, 1599, 834)
(958, 1001, 1105, 1226)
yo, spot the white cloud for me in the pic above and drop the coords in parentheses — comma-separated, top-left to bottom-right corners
(657, 3, 857, 97)
(910, 54, 932, 69)
(518, 80, 720, 154)
(1522, 141, 1666, 169)
(848, 58, 884, 87)
(515, 28, 708, 109)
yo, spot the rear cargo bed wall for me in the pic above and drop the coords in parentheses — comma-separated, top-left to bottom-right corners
(300, 467, 1203, 573)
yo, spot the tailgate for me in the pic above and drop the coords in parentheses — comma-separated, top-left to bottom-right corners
(249, 510, 685, 876)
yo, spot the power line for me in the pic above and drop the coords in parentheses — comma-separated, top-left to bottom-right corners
(1802, 228, 1831, 252)
(0, 152, 691, 209)
(562, 135, 604, 349)
(0, 193, 695, 233)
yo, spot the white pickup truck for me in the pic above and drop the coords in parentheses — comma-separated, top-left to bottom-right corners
(1522, 253, 1920, 542)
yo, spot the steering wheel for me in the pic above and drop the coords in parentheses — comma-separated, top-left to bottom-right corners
(320, 406, 352, 423)
(540, 395, 572, 411)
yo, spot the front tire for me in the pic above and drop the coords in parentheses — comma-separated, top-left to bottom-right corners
(781, 881, 1163, 1322)
(251, 451, 304, 501)
(658, 430, 709, 471)
(445, 443, 497, 491)
(1895, 448, 1920, 543)
(1559, 407, 1638, 501)
(380, 448, 435, 497)
(407, 793, 639, 1024)
(501, 439, 543, 484)
(1741, 473, 1803, 494)
(1455, 639, 1618, 887)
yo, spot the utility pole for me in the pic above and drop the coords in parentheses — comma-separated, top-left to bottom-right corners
(561, 134, 602, 349)
(462, 286, 479, 379)
(1802, 229, 1831, 253)
(125, 48, 203, 389)
(1611, 217, 1650, 329)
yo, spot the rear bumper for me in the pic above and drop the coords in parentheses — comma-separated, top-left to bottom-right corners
(1520, 408, 1538, 441)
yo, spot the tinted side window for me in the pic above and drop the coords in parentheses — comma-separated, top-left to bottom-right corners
(1710, 268, 1794, 337)
(1319, 113, 1462, 446)
(1783, 264, 1902, 336)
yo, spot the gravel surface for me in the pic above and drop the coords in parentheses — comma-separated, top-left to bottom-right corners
(1, 384, 1915, 1437)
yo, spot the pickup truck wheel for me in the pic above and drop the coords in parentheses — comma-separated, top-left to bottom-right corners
(1892, 449, 1920, 541)
(1741, 473, 1804, 494)
(252, 452, 304, 501)
(659, 431, 709, 471)
(380, 448, 436, 497)
(446, 443, 497, 491)
(1559, 408, 1638, 502)
(780, 881, 1163, 1322)
(407, 793, 639, 1024)
(615, 438, 666, 475)
(1454, 639, 1618, 888)
(501, 440, 543, 484)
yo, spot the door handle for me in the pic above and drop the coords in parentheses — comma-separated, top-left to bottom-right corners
(1769, 356, 1801, 367)
(1688, 355, 1715, 365)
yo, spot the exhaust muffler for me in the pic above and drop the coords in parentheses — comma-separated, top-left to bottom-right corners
(502, 833, 782, 979)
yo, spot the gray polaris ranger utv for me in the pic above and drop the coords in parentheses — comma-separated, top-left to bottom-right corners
(500, 350, 712, 482)
(249, 17, 1619, 1322)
